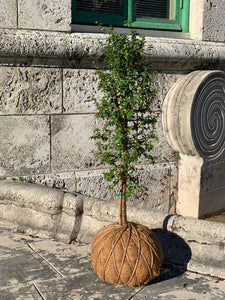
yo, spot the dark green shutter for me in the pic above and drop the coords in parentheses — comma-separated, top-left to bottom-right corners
(72, 0, 190, 32)
(76, 0, 123, 15)
(134, 0, 170, 19)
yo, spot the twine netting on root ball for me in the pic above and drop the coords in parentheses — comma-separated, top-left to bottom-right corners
(91, 222, 163, 286)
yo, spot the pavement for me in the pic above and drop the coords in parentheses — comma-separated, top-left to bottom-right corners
(0, 228, 225, 300)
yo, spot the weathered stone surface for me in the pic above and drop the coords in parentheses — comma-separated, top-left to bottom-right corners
(202, 0, 225, 42)
(155, 72, 184, 108)
(200, 160, 225, 217)
(0, 1, 17, 29)
(0, 116, 50, 177)
(0, 180, 64, 214)
(1, 229, 225, 299)
(51, 114, 98, 172)
(0, 30, 71, 58)
(77, 214, 110, 244)
(76, 162, 177, 213)
(163, 70, 225, 218)
(63, 69, 104, 113)
(13, 172, 76, 191)
(18, 0, 71, 32)
(0, 204, 62, 239)
(0, 67, 62, 115)
(0, 181, 84, 242)
(79, 197, 225, 278)
(190, 0, 225, 42)
(0, 29, 225, 70)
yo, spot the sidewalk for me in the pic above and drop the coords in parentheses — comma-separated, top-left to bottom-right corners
(0, 228, 224, 300)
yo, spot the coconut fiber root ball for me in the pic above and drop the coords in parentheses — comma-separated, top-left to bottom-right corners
(91, 222, 163, 286)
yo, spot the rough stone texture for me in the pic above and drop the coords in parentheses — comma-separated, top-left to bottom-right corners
(0, 181, 83, 242)
(18, 0, 71, 32)
(79, 197, 225, 279)
(176, 154, 203, 218)
(0, 180, 64, 214)
(0, 30, 71, 59)
(163, 70, 225, 218)
(76, 162, 177, 214)
(155, 72, 185, 108)
(0, 116, 50, 177)
(0, 30, 225, 70)
(63, 69, 104, 113)
(0, 180, 224, 279)
(200, 159, 225, 217)
(189, 0, 225, 42)
(0, 67, 62, 115)
(202, 0, 225, 42)
(51, 114, 98, 172)
(1, 230, 225, 299)
(11, 172, 77, 191)
(0, 1, 17, 29)
(189, 0, 205, 41)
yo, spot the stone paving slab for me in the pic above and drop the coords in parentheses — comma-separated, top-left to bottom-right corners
(0, 229, 225, 300)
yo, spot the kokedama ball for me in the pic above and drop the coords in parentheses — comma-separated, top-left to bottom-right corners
(91, 222, 163, 286)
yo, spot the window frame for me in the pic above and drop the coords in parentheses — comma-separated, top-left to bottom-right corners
(72, 0, 190, 33)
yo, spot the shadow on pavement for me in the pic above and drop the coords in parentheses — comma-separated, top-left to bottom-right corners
(149, 215, 192, 285)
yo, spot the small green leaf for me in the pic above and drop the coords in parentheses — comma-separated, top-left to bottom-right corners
(21, 204, 26, 208)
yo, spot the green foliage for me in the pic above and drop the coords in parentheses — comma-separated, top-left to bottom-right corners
(92, 27, 158, 196)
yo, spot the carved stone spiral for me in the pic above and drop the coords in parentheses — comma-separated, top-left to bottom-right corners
(162, 71, 225, 161)
(191, 73, 225, 161)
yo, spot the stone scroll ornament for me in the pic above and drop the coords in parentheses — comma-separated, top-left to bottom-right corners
(162, 71, 225, 162)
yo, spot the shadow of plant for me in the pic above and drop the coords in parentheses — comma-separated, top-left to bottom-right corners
(149, 215, 192, 285)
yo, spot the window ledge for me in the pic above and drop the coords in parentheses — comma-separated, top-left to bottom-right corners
(0, 29, 224, 71)
(72, 24, 190, 39)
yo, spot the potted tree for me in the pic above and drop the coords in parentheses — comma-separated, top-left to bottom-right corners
(90, 26, 163, 287)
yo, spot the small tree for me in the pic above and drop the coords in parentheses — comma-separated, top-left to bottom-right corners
(92, 27, 158, 226)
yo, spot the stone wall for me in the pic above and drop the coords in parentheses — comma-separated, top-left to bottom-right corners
(0, 0, 224, 216)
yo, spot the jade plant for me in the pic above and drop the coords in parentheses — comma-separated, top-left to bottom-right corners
(92, 27, 158, 225)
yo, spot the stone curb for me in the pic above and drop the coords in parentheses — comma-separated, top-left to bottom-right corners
(79, 197, 225, 279)
(0, 29, 225, 69)
(0, 180, 224, 279)
(0, 180, 83, 243)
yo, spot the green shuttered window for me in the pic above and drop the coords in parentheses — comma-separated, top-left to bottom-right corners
(72, 0, 189, 32)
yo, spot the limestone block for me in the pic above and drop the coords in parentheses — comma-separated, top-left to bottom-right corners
(163, 70, 225, 218)
(0, 203, 61, 239)
(202, 0, 225, 42)
(146, 117, 176, 163)
(131, 163, 177, 213)
(200, 160, 225, 217)
(51, 114, 98, 172)
(176, 154, 203, 218)
(0, 67, 62, 115)
(0, 116, 50, 177)
(77, 214, 110, 244)
(0, 30, 71, 58)
(0, 180, 64, 214)
(56, 193, 83, 243)
(16, 172, 76, 191)
(0, 1, 17, 29)
(0, 181, 84, 242)
(63, 69, 104, 113)
(75, 169, 116, 201)
(62, 193, 83, 216)
(155, 72, 184, 108)
(190, 0, 225, 42)
(18, 0, 71, 32)
(76, 162, 178, 213)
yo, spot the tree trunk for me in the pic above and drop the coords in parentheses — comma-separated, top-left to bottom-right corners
(119, 174, 127, 226)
